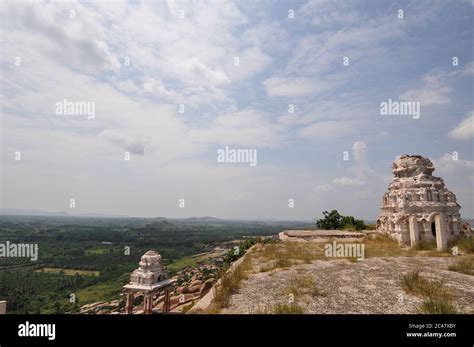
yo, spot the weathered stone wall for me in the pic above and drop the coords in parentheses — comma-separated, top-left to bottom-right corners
(376, 155, 470, 250)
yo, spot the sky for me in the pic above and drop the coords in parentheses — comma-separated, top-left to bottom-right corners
(0, 0, 473, 220)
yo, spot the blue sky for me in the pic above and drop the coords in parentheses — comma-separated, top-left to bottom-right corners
(1, 0, 473, 220)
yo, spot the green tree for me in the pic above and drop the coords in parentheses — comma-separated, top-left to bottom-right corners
(316, 210, 365, 230)
(316, 210, 343, 229)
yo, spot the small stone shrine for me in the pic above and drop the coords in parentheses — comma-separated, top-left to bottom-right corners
(376, 155, 471, 251)
(123, 250, 174, 314)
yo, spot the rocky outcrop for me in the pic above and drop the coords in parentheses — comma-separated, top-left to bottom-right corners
(80, 263, 219, 314)
(279, 230, 367, 243)
(80, 300, 123, 314)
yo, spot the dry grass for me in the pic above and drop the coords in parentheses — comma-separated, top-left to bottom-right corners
(255, 235, 457, 270)
(401, 269, 444, 297)
(400, 269, 457, 314)
(452, 237, 474, 254)
(271, 303, 304, 314)
(209, 254, 253, 312)
(448, 257, 474, 276)
(254, 242, 326, 272)
(363, 235, 416, 257)
(255, 302, 305, 314)
(419, 297, 458, 314)
(414, 240, 437, 251)
(181, 302, 195, 313)
(285, 275, 325, 298)
(364, 234, 455, 258)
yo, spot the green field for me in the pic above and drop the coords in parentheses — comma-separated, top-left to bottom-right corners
(166, 256, 198, 273)
(36, 268, 101, 276)
(0, 215, 311, 313)
(85, 248, 110, 256)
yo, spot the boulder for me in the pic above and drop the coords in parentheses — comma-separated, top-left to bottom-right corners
(182, 285, 201, 294)
(190, 280, 203, 287)
(200, 279, 214, 296)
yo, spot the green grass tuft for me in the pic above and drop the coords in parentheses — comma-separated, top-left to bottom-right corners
(419, 297, 458, 314)
(272, 303, 304, 314)
(400, 269, 457, 314)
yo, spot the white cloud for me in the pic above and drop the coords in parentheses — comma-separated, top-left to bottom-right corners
(2, 2, 120, 75)
(434, 153, 474, 174)
(448, 111, 474, 140)
(190, 110, 286, 148)
(315, 141, 389, 199)
(298, 121, 357, 141)
(400, 63, 474, 106)
(352, 141, 367, 163)
(99, 129, 151, 155)
(333, 176, 364, 186)
(180, 58, 231, 87)
(298, 0, 360, 28)
(400, 75, 451, 106)
(141, 77, 176, 98)
(432, 154, 474, 214)
(263, 77, 318, 97)
(226, 46, 270, 81)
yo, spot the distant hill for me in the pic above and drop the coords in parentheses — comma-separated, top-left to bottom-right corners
(183, 216, 223, 222)
(0, 209, 128, 219)
(0, 209, 70, 217)
(0, 209, 354, 226)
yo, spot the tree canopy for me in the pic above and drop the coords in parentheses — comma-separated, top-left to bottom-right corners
(315, 210, 365, 231)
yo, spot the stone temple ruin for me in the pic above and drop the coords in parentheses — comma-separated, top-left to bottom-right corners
(123, 250, 174, 314)
(376, 155, 471, 251)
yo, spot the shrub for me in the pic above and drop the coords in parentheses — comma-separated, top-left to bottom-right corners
(222, 238, 257, 265)
(316, 210, 365, 230)
(364, 224, 376, 230)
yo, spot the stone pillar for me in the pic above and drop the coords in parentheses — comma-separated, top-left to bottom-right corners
(435, 214, 447, 251)
(409, 216, 419, 248)
(452, 220, 459, 236)
(125, 292, 134, 314)
(0, 301, 6, 315)
(144, 292, 153, 314)
(163, 288, 171, 313)
(149, 292, 155, 314)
